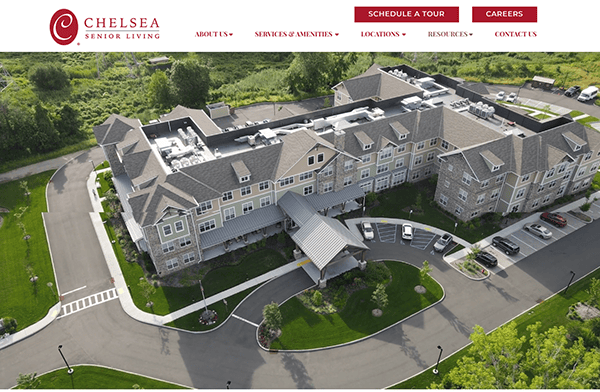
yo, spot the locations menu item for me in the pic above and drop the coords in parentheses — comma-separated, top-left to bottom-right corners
(355, 7, 459, 23)
(472, 7, 537, 22)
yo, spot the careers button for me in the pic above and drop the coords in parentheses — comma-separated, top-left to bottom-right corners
(472, 7, 537, 22)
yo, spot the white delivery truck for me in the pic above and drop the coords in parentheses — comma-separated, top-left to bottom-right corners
(577, 86, 599, 102)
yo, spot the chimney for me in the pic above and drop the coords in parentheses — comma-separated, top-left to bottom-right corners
(333, 130, 346, 151)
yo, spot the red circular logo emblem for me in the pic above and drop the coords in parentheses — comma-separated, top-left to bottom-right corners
(50, 9, 78, 45)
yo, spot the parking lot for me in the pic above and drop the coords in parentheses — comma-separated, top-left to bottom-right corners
(372, 222, 439, 251)
(481, 209, 593, 272)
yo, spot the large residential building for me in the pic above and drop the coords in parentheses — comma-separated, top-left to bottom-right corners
(94, 63, 600, 277)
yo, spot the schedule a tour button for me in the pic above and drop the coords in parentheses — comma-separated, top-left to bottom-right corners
(472, 7, 537, 23)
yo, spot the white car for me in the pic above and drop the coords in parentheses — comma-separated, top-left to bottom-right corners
(496, 91, 506, 101)
(523, 223, 552, 239)
(361, 221, 374, 241)
(434, 233, 453, 252)
(401, 223, 413, 241)
(506, 92, 517, 103)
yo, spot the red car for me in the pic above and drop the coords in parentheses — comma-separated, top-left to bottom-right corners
(540, 212, 567, 228)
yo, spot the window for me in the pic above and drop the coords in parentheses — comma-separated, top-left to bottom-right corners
(259, 181, 270, 191)
(375, 176, 389, 191)
(481, 179, 490, 189)
(299, 171, 313, 181)
(429, 138, 438, 147)
(196, 200, 213, 215)
(441, 140, 449, 150)
(462, 172, 472, 186)
(578, 168, 586, 177)
(531, 199, 540, 209)
(583, 179, 591, 188)
(222, 191, 233, 202)
(322, 166, 333, 177)
(360, 154, 371, 164)
(376, 164, 389, 174)
(392, 171, 406, 186)
(470, 210, 480, 218)
(491, 189, 500, 200)
(439, 194, 448, 206)
(224, 207, 236, 221)
(455, 206, 463, 216)
(537, 184, 545, 193)
(444, 180, 450, 188)
(511, 204, 520, 213)
(344, 160, 354, 171)
(166, 258, 179, 270)
(397, 144, 406, 153)
(279, 176, 294, 187)
(240, 186, 251, 196)
(242, 202, 253, 215)
(360, 182, 372, 193)
(162, 225, 172, 236)
(516, 188, 525, 199)
(379, 147, 393, 160)
(427, 152, 435, 162)
(240, 175, 250, 183)
(476, 194, 485, 205)
(414, 156, 423, 166)
(179, 236, 191, 247)
(323, 182, 333, 193)
(395, 158, 404, 168)
(343, 176, 353, 186)
(563, 170, 572, 180)
(448, 164, 454, 172)
(363, 143, 373, 151)
(361, 168, 370, 179)
(198, 219, 216, 233)
(558, 164, 567, 174)
(543, 194, 551, 204)
(424, 167, 432, 177)
(416, 141, 425, 150)
(162, 241, 175, 254)
(317, 153, 324, 163)
(458, 189, 468, 202)
(303, 185, 314, 195)
(548, 180, 557, 188)
(573, 182, 581, 192)
(174, 220, 184, 232)
(574, 145, 582, 152)
(496, 173, 505, 183)
(183, 252, 195, 264)
(546, 168, 555, 178)
(399, 133, 407, 140)
(308, 155, 315, 165)
(260, 196, 271, 207)
(556, 185, 566, 198)
(522, 174, 530, 182)
(584, 152, 592, 161)
(412, 171, 420, 180)
(590, 163, 599, 173)
(492, 165, 501, 172)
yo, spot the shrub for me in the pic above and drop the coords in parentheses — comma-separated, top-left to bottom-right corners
(311, 290, 323, 306)
(263, 302, 283, 331)
(580, 202, 591, 212)
(365, 192, 378, 206)
(1, 317, 18, 334)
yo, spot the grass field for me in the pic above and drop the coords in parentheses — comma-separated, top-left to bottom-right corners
(0, 171, 58, 331)
(19, 365, 188, 389)
(392, 266, 600, 389)
(270, 261, 443, 350)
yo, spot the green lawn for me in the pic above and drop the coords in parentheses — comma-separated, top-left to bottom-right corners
(165, 286, 258, 331)
(0, 171, 58, 331)
(570, 110, 585, 118)
(391, 266, 600, 389)
(95, 161, 110, 171)
(534, 113, 552, 120)
(102, 215, 288, 316)
(369, 182, 501, 244)
(20, 365, 188, 389)
(578, 115, 600, 127)
(270, 261, 443, 350)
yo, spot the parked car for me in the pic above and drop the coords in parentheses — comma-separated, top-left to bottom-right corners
(565, 85, 581, 98)
(496, 91, 506, 101)
(577, 86, 599, 102)
(506, 92, 517, 103)
(434, 233, 453, 252)
(492, 236, 520, 255)
(523, 223, 552, 239)
(476, 251, 498, 268)
(540, 212, 567, 228)
(401, 223, 413, 241)
(361, 221, 374, 241)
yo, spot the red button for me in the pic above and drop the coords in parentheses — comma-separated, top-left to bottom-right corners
(472, 7, 537, 22)
(355, 7, 459, 23)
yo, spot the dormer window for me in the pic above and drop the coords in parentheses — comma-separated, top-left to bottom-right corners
(574, 145, 581, 151)
(240, 175, 250, 183)
(363, 143, 372, 151)
(492, 165, 501, 172)
(399, 134, 407, 140)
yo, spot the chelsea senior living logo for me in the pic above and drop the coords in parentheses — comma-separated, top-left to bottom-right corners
(50, 9, 160, 45)
(50, 9, 78, 45)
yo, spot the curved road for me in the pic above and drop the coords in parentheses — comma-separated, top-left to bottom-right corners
(1, 149, 600, 389)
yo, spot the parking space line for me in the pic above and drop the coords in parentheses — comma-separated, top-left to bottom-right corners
(566, 223, 580, 230)
(521, 230, 549, 245)
(508, 234, 537, 252)
(552, 226, 568, 235)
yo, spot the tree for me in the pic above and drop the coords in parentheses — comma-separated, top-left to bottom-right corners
(420, 260, 433, 281)
(55, 104, 82, 137)
(371, 283, 388, 310)
(32, 103, 60, 152)
(29, 64, 70, 91)
(15, 373, 40, 389)
(587, 278, 600, 308)
(147, 70, 172, 109)
(1, 317, 18, 334)
(262, 302, 283, 332)
(286, 52, 334, 94)
(311, 290, 323, 307)
(170, 59, 210, 108)
(138, 279, 156, 308)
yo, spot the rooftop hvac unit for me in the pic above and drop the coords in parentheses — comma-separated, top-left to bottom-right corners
(248, 134, 256, 146)
(171, 160, 181, 169)
(180, 157, 190, 167)
(214, 148, 222, 159)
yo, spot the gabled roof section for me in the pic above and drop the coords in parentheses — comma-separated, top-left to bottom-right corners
(231, 160, 251, 181)
(93, 115, 140, 145)
(377, 135, 397, 151)
(546, 144, 571, 169)
(275, 129, 335, 180)
(160, 105, 221, 137)
(562, 131, 587, 152)
(439, 107, 503, 148)
(129, 183, 197, 227)
(479, 150, 504, 172)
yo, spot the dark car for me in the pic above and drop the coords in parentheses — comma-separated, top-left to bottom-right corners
(565, 85, 581, 97)
(476, 251, 498, 268)
(492, 236, 520, 255)
(540, 212, 567, 228)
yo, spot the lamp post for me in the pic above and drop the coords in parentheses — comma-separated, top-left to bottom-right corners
(57, 345, 74, 374)
(453, 222, 458, 233)
(433, 345, 443, 375)
(226, 381, 231, 389)
(89, 160, 97, 175)
(409, 209, 413, 220)
(564, 271, 576, 294)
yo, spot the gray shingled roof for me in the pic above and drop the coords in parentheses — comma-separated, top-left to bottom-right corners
(160, 105, 222, 136)
(274, 129, 336, 180)
(231, 160, 251, 179)
(129, 183, 197, 227)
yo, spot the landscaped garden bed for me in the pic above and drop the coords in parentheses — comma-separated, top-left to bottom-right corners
(268, 260, 443, 350)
